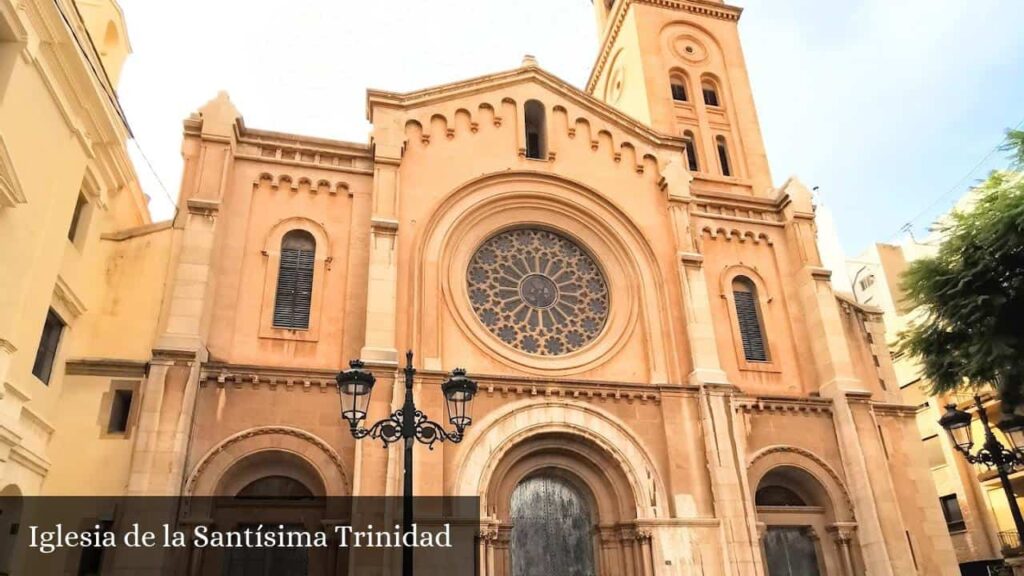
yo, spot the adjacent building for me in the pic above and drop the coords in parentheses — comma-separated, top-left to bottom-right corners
(848, 188, 1022, 575)
(1, 0, 966, 574)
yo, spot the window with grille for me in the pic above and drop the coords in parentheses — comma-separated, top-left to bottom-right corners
(32, 308, 65, 384)
(272, 230, 316, 330)
(732, 277, 768, 362)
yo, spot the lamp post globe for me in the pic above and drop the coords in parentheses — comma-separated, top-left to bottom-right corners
(442, 368, 478, 434)
(998, 412, 1024, 454)
(938, 403, 974, 454)
(337, 359, 376, 427)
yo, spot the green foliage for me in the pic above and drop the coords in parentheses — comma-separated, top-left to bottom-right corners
(898, 131, 1024, 406)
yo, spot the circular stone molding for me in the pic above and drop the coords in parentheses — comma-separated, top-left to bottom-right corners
(671, 34, 708, 63)
(426, 175, 650, 376)
(467, 228, 610, 356)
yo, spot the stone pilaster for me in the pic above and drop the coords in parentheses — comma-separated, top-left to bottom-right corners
(359, 106, 404, 365)
(698, 385, 764, 576)
(131, 93, 240, 495)
(781, 178, 904, 575)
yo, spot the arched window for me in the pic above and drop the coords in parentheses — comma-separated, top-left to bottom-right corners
(670, 75, 688, 102)
(732, 276, 767, 361)
(273, 230, 316, 329)
(237, 476, 315, 500)
(701, 79, 720, 107)
(756, 485, 808, 507)
(524, 100, 547, 160)
(682, 130, 699, 172)
(716, 135, 732, 177)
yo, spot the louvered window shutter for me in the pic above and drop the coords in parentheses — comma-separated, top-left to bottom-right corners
(733, 289, 767, 361)
(273, 235, 315, 329)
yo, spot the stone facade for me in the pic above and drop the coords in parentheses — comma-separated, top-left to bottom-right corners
(2, 0, 964, 574)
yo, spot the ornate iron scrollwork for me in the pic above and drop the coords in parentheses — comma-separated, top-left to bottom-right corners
(351, 409, 462, 450)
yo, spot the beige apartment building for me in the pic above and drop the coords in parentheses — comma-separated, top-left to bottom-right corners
(848, 192, 1021, 576)
(0, 0, 971, 574)
(0, 0, 153, 497)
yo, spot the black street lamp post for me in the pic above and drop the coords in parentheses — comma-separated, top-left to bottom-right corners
(336, 351, 478, 576)
(939, 395, 1024, 550)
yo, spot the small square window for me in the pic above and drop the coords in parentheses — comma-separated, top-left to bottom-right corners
(940, 494, 966, 532)
(107, 389, 134, 434)
(31, 309, 65, 385)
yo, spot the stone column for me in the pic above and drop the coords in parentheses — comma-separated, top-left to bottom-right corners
(827, 523, 858, 576)
(478, 525, 498, 576)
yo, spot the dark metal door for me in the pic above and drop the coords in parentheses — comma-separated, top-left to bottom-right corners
(511, 475, 596, 576)
(763, 527, 821, 576)
(223, 525, 309, 576)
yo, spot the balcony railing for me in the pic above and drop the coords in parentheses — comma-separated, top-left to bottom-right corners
(999, 530, 1023, 557)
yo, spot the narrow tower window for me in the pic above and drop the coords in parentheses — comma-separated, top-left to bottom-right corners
(682, 131, 699, 172)
(670, 76, 688, 102)
(273, 230, 316, 330)
(716, 136, 732, 177)
(732, 276, 768, 362)
(702, 80, 720, 107)
(524, 100, 547, 160)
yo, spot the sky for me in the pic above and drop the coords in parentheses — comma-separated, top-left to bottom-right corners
(118, 0, 1024, 256)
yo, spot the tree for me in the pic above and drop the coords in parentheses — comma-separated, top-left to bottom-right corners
(898, 129, 1024, 408)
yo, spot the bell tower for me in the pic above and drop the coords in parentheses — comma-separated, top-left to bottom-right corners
(588, 0, 773, 196)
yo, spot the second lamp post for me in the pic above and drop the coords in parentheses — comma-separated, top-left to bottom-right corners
(336, 351, 478, 576)
(939, 395, 1024, 551)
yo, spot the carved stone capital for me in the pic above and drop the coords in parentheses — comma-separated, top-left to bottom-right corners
(827, 522, 857, 544)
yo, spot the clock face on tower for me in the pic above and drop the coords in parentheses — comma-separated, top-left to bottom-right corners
(466, 228, 609, 356)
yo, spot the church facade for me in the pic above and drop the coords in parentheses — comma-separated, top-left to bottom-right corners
(9, 0, 965, 574)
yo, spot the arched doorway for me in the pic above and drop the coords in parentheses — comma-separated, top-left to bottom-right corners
(479, 429, 655, 576)
(510, 474, 595, 576)
(753, 465, 856, 576)
(0, 484, 22, 576)
(196, 450, 341, 576)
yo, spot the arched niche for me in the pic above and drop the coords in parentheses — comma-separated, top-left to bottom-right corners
(454, 398, 666, 519)
(184, 426, 350, 498)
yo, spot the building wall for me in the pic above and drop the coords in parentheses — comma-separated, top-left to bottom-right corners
(0, 0, 152, 497)
(848, 228, 1007, 567)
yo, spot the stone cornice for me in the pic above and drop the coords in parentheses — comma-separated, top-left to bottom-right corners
(198, 361, 691, 405)
(586, 0, 743, 94)
(736, 395, 833, 414)
(54, 275, 87, 318)
(869, 403, 918, 418)
(65, 357, 148, 378)
(366, 65, 685, 151)
(100, 220, 173, 242)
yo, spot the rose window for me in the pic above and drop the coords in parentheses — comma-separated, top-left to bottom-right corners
(467, 228, 609, 356)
